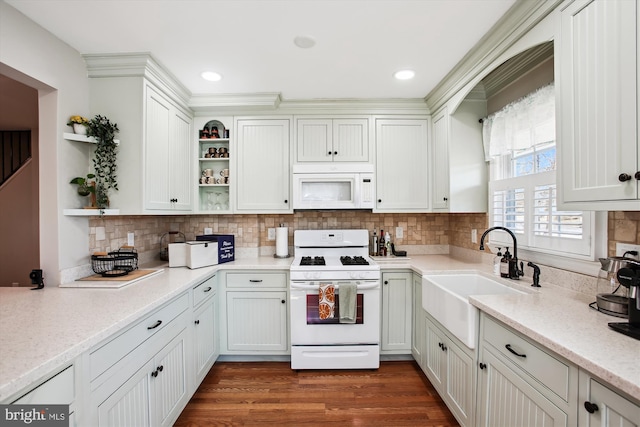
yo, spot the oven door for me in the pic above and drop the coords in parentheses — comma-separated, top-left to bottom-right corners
(290, 280, 380, 345)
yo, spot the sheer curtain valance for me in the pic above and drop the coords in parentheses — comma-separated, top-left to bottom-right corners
(482, 83, 555, 160)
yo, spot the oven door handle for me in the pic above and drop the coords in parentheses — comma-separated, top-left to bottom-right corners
(290, 282, 379, 290)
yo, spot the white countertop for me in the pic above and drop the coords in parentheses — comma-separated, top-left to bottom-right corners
(1, 254, 638, 403)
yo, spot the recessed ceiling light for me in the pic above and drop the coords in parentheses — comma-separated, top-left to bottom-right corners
(294, 35, 316, 49)
(201, 71, 222, 82)
(394, 69, 415, 80)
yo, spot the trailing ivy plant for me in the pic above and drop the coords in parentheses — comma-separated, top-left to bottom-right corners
(86, 115, 119, 211)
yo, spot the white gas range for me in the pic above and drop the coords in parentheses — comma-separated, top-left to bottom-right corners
(290, 229, 381, 370)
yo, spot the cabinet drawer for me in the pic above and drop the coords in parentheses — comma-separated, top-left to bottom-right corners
(90, 292, 189, 381)
(483, 316, 571, 401)
(226, 272, 286, 288)
(193, 275, 216, 307)
(13, 365, 74, 405)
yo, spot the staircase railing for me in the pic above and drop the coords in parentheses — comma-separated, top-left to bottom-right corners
(1, 130, 32, 188)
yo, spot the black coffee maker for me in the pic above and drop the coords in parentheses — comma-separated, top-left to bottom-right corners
(608, 261, 640, 340)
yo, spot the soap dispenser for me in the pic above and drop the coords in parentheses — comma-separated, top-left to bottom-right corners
(500, 247, 511, 278)
(493, 247, 502, 276)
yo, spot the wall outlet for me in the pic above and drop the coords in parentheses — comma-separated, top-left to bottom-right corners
(268, 228, 276, 240)
(471, 229, 478, 244)
(204, 227, 213, 235)
(395, 226, 404, 239)
(616, 243, 640, 260)
(127, 232, 134, 247)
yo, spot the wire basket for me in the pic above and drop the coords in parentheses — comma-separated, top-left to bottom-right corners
(91, 247, 138, 277)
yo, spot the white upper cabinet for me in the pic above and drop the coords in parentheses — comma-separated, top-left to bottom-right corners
(145, 85, 192, 211)
(296, 118, 370, 163)
(557, 0, 640, 210)
(375, 118, 431, 212)
(85, 55, 194, 214)
(432, 103, 487, 213)
(235, 118, 292, 213)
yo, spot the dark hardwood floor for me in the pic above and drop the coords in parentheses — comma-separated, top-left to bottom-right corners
(175, 360, 460, 426)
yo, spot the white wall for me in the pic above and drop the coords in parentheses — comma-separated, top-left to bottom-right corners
(0, 1, 93, 284)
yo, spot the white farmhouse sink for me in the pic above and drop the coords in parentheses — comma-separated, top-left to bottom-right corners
(422, 273, 526, 349)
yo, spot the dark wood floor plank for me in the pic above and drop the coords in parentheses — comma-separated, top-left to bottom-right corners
(175, 360, 460, 426)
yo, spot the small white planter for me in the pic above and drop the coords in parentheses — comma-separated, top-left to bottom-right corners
(73, 123, 87, 135)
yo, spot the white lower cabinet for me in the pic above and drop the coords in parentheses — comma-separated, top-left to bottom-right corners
(93, 320, 189, 427)
(381, 272, 412, 354)
(578, 370, 640, 427)
(221, 271, 289, 354)
(411, 273, 424, 368)
(192, 274, 218, 386)
(477, 313, 578, 427)
(87, 292, 190, 427)
(423, 314, 474, 427)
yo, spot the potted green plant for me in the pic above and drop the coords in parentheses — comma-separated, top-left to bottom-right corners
(86, 115, 119, 210)
(69, 173, 96, 197)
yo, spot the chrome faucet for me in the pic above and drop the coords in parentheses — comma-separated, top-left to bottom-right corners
(479, 226, 523, 280)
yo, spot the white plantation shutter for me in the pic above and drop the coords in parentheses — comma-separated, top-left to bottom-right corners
(484, 84, 594, 259)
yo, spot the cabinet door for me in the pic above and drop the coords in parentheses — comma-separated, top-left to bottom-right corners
(333, 119, 369, 162)
(97, 359, 154, 427)
(432, 109, 450, 210)
(375, 119, 430, 212)
(226, 291, 288, 352)
(411, 275, 424, 368)
(424, 316, 446, 391)
(193, 298, 216, 385)
(580, 375, 640, 427)
(381, 272, 412, 353)
(145, 85, 192, 211)
(153, 328, 188, 427)
(236, 119, 291, 212)
(557, 0, 638, 206)
(168, 108, 192, 210)
(477, 348, 568, 427)
(296, 119, 332, 162)
(445, 338, 474, 427)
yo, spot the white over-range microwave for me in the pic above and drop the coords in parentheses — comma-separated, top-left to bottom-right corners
(292, 164, 375, 210)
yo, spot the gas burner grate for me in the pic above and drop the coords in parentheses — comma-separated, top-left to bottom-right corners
(300, 256, 326, 266)
(340, 256, 369, 266)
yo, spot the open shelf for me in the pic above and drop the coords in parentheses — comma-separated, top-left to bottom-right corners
(64, 132, 120, 145)
(63, 209, 120, 216)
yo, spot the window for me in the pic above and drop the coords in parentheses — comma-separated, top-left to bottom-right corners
(483, 83, 595, 260)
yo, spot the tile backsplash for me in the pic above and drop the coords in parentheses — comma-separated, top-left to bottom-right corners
(89, 210, 639, 261)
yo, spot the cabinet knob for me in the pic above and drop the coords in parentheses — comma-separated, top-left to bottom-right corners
(443, 197, 448, 201)
(619, 173, 632, 182)
(378, 199, 382, 203)
(284, 199, 288, 204)
(194, 319, 200, 325)
(328, 151, 332, 155)
(384, 280, 389, 285)
(151, 370, 158, 378)
(479, 362, 487, 370)
(157, 365, 164, 372)
(635, 171, 640, 180)
(333, 151, 338, 155)
(281, 299, 286, 304)
(584, 401, 599, 414)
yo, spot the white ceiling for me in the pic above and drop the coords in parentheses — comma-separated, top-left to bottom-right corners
(6, 0, 517, 100)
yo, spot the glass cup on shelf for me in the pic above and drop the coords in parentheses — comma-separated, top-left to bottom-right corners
(205, 191, 215, 211)
(213, 192, 223, 210)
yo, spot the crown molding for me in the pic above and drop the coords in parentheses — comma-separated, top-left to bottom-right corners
(481, 42, 553, 98)
(189, 93, 283, 113)
(424, 0, 562, 112)
(83, 52, 192, 108)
